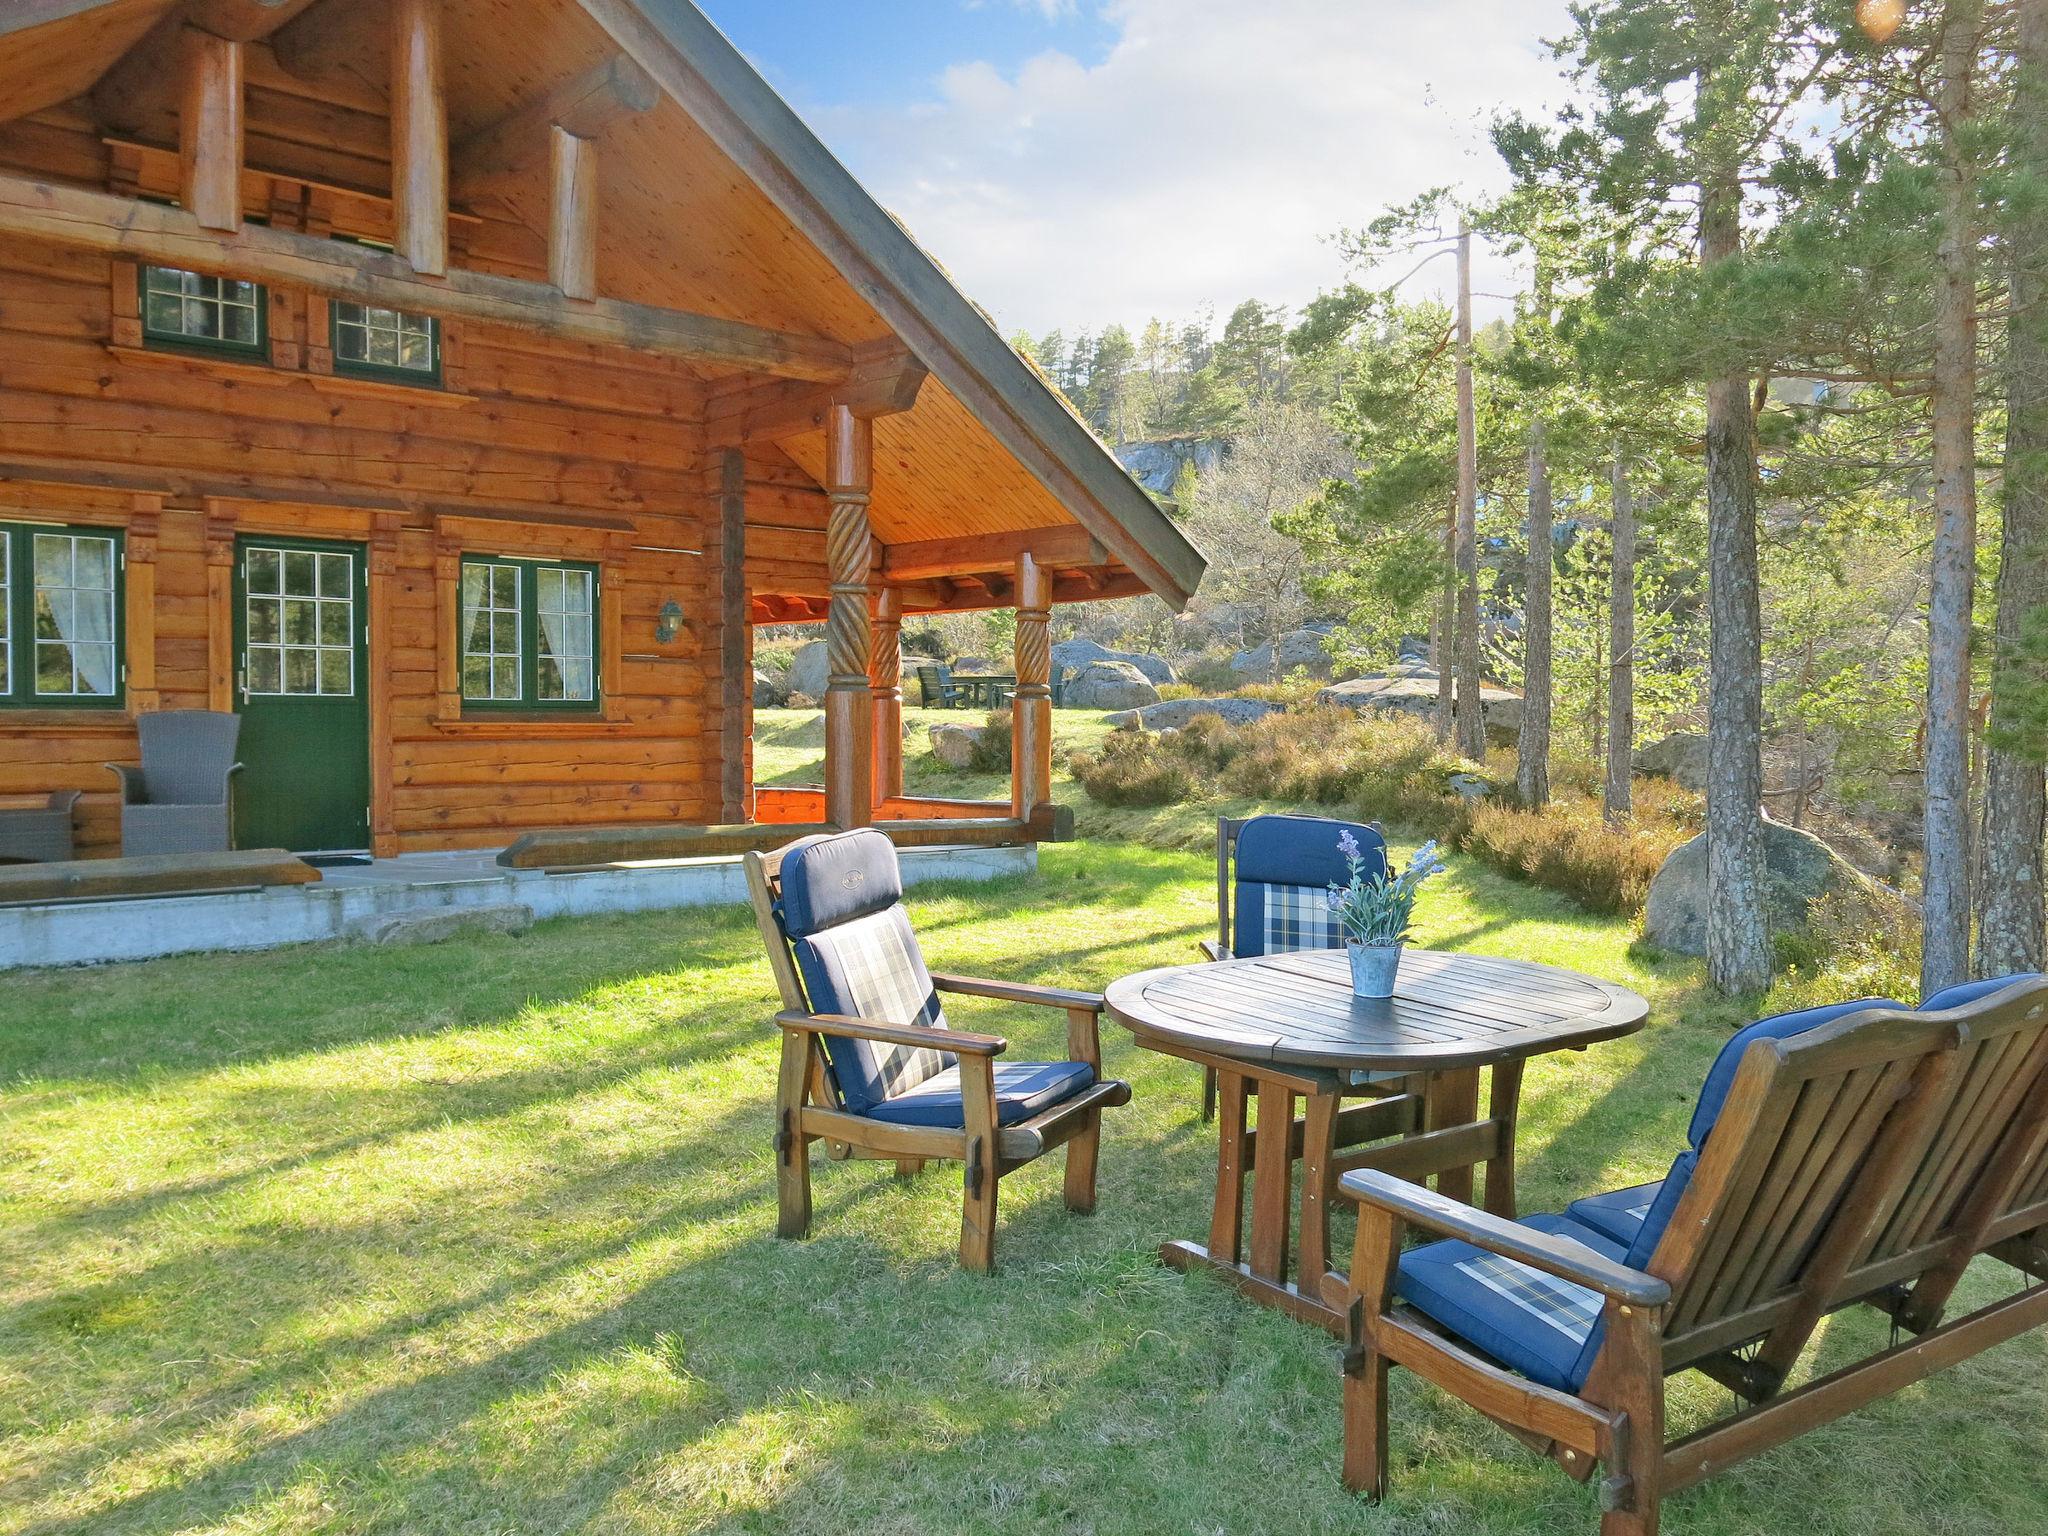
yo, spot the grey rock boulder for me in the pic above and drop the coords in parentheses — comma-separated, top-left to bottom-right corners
(1635, 732, 1710, 792)
(1064, 660, 1160, 711)
(1318, 669, 1522, 743)
(753, 668, 789, 708)
(785, 640, 829, 700)
(1643, 817, 1911, 958)
(1051, 636, 1176, 685)
(929, 724, 983, 770)
(1107, 697, 1285, 731)
(355, 903, 534, 947)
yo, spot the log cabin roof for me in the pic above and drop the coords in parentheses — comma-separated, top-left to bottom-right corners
(0, 0, 1208, 611)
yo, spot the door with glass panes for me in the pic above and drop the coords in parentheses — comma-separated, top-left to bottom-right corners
(232, 537, 371, 854)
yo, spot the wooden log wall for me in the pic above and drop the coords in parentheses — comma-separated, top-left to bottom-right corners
(0, 101, 754, 858)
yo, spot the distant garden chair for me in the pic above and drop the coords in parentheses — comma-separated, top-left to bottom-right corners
(1339, 976, 2048, 1535)
(746, 827, 1132, 1272)
(915, 662, 966, 709)
(1193, 813, 1394, 1119)
(0, 791, 81, 864)
(108, 710, 241, 857)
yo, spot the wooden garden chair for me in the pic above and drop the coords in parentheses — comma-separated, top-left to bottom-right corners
(745, 827, 1132, 1272)
(914, 663, 965, 709)
(1338, 976, 2048, 1534)
(1193, 813, 1398, 1120)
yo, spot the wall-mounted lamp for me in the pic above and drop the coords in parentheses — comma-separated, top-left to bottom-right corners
(656, 599, 685, 645)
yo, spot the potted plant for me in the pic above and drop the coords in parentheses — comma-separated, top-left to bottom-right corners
(1327, 832, 1447, 999)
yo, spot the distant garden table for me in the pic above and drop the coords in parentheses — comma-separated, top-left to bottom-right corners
(955, 673, 1015, 709)
(1106, 948, 1647, 1332)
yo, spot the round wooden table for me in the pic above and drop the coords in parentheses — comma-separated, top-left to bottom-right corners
(1106, 947, 1648, 1331)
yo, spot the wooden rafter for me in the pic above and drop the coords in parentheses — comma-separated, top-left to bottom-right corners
(880, 524, 1104, 583)
(185, 0, 326, 42)
(0, 173, 857, 381)
(450, 53, 658, 201)
(705, 346, 929, 447)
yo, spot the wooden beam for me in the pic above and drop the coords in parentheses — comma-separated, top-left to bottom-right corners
(547, 125, 598, 301)
(185, 0, 326, 43)
(881, 523, 1103, 583)
(270, 0, 385, 92)
(88, 10, 185, 138)
(705, 347, 928, 448)
(0, 175, 856, 380)
(893, 569, 1150, 614)
(0, 0, 137, 39)
(177, 26, 243, 232)
(389, 0, 446, 276)
(450, 54, 659, 201)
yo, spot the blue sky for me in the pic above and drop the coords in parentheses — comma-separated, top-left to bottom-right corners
(694, 2, 1573, 337)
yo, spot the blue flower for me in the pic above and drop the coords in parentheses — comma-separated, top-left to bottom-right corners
(1336, 828, 1361, 862)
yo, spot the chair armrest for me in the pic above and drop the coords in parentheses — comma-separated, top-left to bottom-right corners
(228, 762, 245, 778)
(1197, 939, 1232, 962)
(48, 790, 82, 813)
(105, 763, 144, 803)
(1340, 1170, 1671, 1307)
(775, 1009, 1006, 1057)
(928, 972, 1104, 1012)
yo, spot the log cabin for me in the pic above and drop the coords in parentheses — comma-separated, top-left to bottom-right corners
(0, 0, 1205, 865)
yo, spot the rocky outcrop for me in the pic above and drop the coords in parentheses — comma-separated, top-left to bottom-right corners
(1107, 697, 1286, 731)
(1051, 636, 1176, 685)
(1317, 665, 1522, 743)
(1114, 436, 1227, 499)
(753, 668, 789, 708)
(929, 723, 984, 770)
(1643, 817, 1912, 958)
(1064, 660, 1160, 711)
(785, 640, 829, 701)
(1229, 625, 1342, 683)
(1635, 732, 1709, 792)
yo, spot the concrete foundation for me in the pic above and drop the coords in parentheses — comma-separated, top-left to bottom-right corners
(0, 842, 1037, 970)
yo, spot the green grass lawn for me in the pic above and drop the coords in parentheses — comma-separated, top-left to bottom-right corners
(4, 835, 2045, 1535)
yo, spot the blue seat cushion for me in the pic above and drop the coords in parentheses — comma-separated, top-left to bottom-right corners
(1565, 1179, 1666, 1248)
(1231, 814, 1386, 958)
(864, 1059, 1097, 1128)
(1921, 973, 2045, 1012)
(1687, 998, 1901, 1149)
(777, 828, 904, 938)
(1396, 1211, 1626, 1392)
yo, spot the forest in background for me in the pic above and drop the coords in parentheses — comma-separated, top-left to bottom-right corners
(959, 0, 2048, 1001)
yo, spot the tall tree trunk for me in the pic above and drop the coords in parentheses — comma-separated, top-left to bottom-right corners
(1521, 414, 1555, 807)
(1454, 219, 1487, 759)
(1700, 165, 1774, 994)
(1606, 455, 1636, 823)
(1923, 0, 1983, 995)
(1979, 0, 2048, 975)
(1435, 540, 1454, 741)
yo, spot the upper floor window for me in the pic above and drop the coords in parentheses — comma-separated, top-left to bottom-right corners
(140, 265, 266, 358)
(332, 302, 441, 385)
(0, 522, 123, 709)
(459, 556, 598, 711)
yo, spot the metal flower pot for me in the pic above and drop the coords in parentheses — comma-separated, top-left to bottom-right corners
(1347, 941, 1403, 999)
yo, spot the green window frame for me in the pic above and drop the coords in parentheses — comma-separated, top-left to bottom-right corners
(459, 556, 600, 713)
(330, 300, 442, 386)
(0, 521, 125, 710)
(139, 264, 268, 359)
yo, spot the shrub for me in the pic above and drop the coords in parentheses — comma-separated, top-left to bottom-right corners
(966, 711, 1012, 773)
(1070, 731, 1197, 806)
(1458, 801, 1682, 917)
(1179, 650, 1242, 693)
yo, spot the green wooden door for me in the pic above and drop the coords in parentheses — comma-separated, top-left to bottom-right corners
(232, 536, 371, 854)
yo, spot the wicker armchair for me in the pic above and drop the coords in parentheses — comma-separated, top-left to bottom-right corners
(108, 711, 242, 856)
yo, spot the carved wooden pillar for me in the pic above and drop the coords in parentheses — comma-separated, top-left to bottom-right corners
(368, 515, 401, 857)
(823, 404, 875, 828)
(1011, 551, 1053, 821)
(870, 585, 904, 810)
(124, 494, 162, 714)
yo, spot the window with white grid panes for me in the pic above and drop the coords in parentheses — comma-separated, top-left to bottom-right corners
(243, 546, 357, 698)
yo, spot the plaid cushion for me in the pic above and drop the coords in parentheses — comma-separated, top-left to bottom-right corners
(1455, 1252, 1601, 1343)
(1396, 1211, 1627, 1391)
(794, 904, 952, 1112)
(1261, 881, 1343, 954)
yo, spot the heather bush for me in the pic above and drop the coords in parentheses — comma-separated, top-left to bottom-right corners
(967, 711, 1012, 773)
(1069, 731, 1198, 806)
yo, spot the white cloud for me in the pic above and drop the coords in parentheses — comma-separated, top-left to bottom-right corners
(813, 0, 1575, 335)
